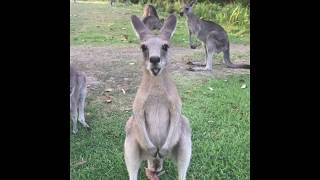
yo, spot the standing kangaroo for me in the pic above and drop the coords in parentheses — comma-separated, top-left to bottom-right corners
(180, 0, 250, 71)
(124, 15, 192, 180)
(142, 4, 164, 31)
(70, 65, 90, 134)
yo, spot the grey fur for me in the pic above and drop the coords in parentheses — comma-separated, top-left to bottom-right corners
(143, 16, 164, 31)
(70, 65, 90, 134)
(124, 15, 192, 180)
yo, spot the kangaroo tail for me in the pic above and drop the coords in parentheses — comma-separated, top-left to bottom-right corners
(223, 49, 250, 69)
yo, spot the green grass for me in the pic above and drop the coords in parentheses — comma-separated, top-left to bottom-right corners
(70, 75, 250, 179)
(70, 1, 249, 46)
(70, 2, 142, 46)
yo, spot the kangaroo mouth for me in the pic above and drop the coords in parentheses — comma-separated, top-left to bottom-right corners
(151, 67, 161, 76)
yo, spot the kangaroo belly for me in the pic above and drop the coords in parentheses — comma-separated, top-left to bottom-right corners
(145, 99, 170, 148)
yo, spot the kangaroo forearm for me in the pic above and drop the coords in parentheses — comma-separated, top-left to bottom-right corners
(162, 112, 180, 149)
(134, 112, 155, 148)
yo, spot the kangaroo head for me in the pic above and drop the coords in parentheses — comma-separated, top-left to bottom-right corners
(131, 14, 177, 76)
(143, 16, 164, 30)
(153, 18, 164, 30)
(180, 0, 197, 17)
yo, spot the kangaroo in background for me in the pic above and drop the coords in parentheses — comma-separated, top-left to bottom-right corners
(143, 4, 159, 18)
(70, 65, 90, 134)
(142, 4, 164, 30)
(124, 15, 192, 180)
(180, 0, 250, 71)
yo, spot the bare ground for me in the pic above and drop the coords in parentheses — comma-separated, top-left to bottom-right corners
(70, 44, 250, 111)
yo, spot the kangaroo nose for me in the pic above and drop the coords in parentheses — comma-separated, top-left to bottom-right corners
(150, 56, 160, 64)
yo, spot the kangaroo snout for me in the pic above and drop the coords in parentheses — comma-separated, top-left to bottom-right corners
(150, 56, 160, 64)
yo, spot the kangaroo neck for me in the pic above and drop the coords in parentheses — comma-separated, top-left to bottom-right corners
(141, 69, 170, 90)
(187, 13, 199, 23)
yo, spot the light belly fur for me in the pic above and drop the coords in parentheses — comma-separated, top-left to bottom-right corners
(144, 97, 170, 148)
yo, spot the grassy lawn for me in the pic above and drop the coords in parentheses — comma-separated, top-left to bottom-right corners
(70, 1, 249, 47)
(71, 75, 250, 179)
(70, 1, 250, 179)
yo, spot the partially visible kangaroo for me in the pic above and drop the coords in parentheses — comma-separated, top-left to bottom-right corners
(143, 16, 164, 31)
(180, 0, 250, 71)
(142, 4, 164, 30)
(143, 4, 159, 19)
(70, 65, 90, 134)
(124, 15, 192, 180)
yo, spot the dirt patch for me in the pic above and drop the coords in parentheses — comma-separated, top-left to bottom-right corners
(169, 44, 250, 79)
(70, 44, 250, 110)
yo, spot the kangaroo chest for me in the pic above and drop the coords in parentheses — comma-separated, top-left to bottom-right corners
(187, 19, 198, 35)
(144, 94, 170, 147)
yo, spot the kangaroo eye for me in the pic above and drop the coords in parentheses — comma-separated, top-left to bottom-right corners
(162, 44, 169, 51)
(185, 7, 189, 10)
(141, 44, 148, 52)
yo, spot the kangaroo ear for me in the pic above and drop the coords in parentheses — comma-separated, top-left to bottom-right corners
(190, 0, 197, 6)
(131, 15, 151, 41)
(160, 15, 177, 40)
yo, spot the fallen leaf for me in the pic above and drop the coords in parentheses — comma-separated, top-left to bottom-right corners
(241, 84, 247, 89)
(120, 34, 129, 41)
(121, 27, 127, 30)
(129, 62, 135, 65)
(208, 87, 213, 91)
